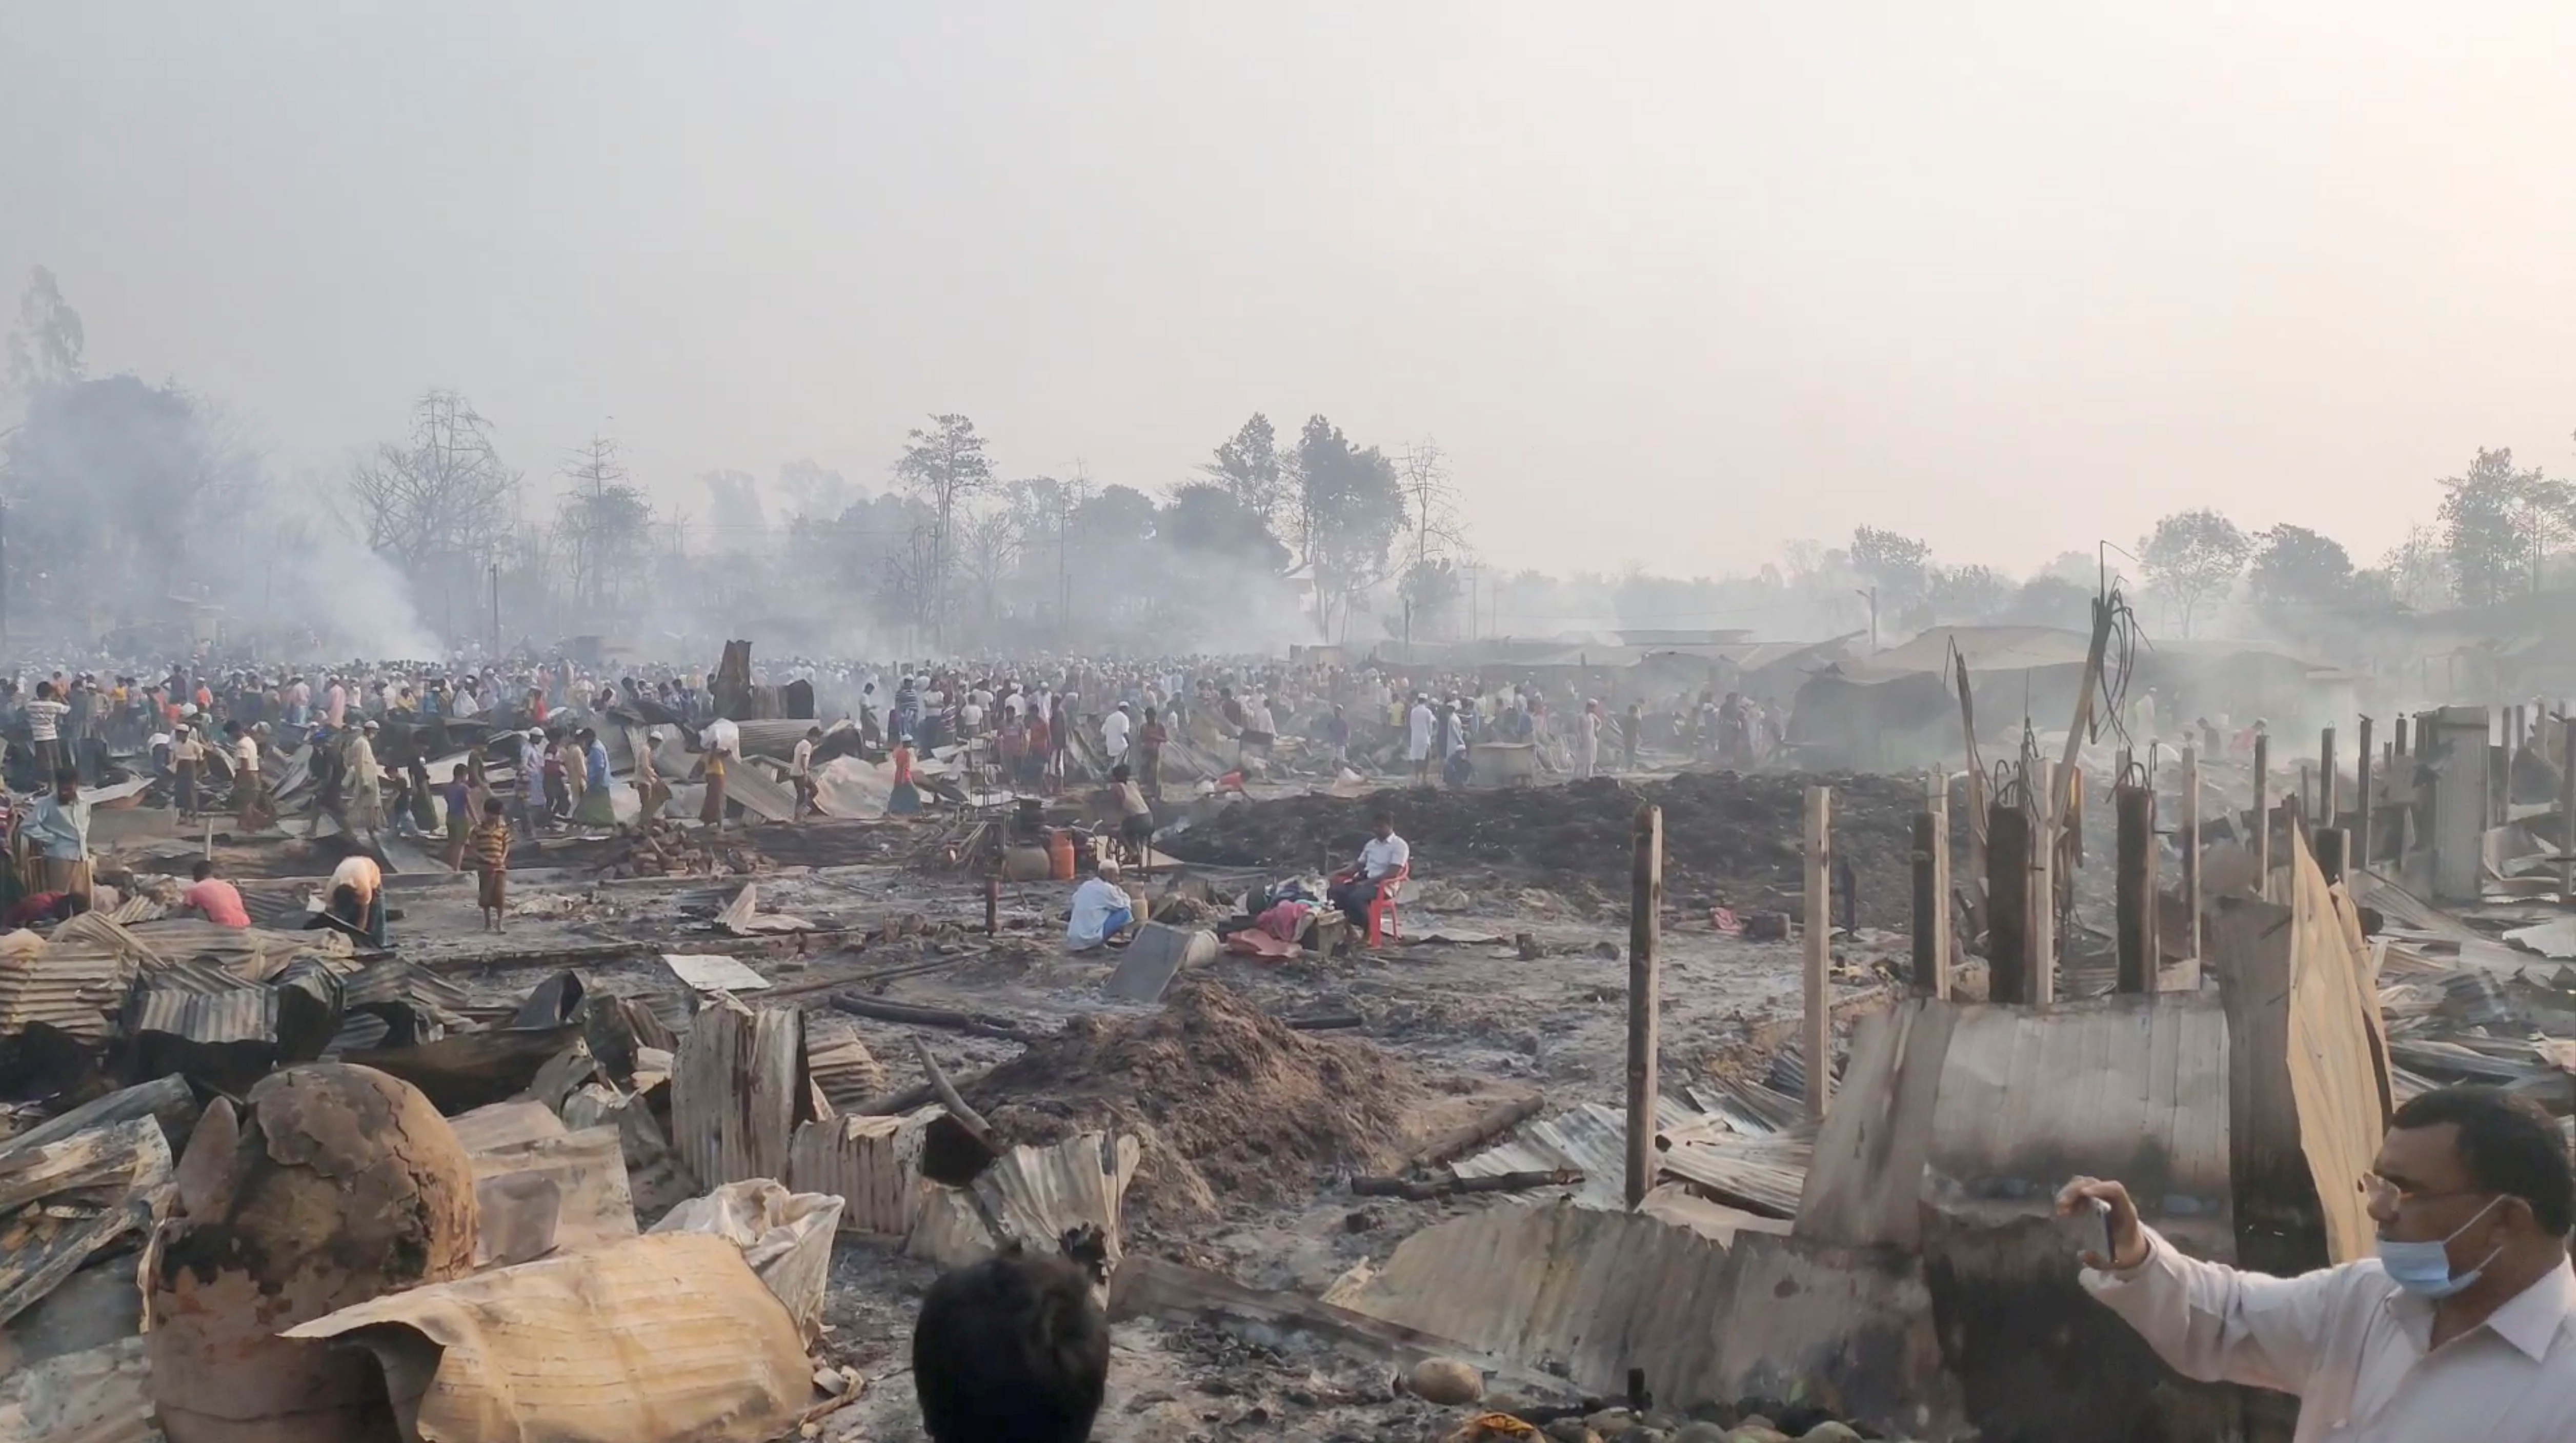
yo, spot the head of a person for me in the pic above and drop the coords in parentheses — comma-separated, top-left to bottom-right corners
(912, 1248, 1109, 1443)
(52, 892, 89, 922)
(1372, 810, 1396, 840)
(484, 796, 508, 820)
(52, 768, 79, 802)
(330, 883, 361, 915)
(33, 680, 52, 700)
(1093, 857, 1120, 883)
(1110, 764, 1131, 784)
(191, 859, 216, 881)
(452, 764, 469, 781)
(2368, 1086, 2573, 1277)
(808, 726, 822, 739)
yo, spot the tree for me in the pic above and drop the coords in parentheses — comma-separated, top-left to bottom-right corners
(1162, 483, 1289, 569)
(1397, 558, 1464, 639)
(5, 267, 85, 397)
(347, 390, 521, 605)
(1200, 413, 1286, 528)
(1290, 415, 1403, 639)
(553, 435, 653, 614)
(1393, 440, 1467, 645)
(776, 458, 854, 521)
(2372, 525, 2452, 612)
(2439, 447, 2573, 607)
(1995, 574, 2093, 629)
(2138, 509, 2251, 636)
(1849, 526, 1933, 611)
(696, 470, 767, 552)
(955, 507, 1022, 632)
(2246, 524, 2356, 616)
(1924, 564, 2012, 624)
(891, 414, 995, 642)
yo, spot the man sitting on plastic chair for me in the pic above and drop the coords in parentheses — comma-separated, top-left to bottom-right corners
(1328, 810, 1411, 940)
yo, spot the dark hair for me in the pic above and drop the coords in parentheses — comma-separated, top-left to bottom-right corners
(1372, 810, 1395, 826)
(485, 796, 508, 819)
(1110, 764, 1130, 783)
(2391, 1086, 2574, 1235)
(53, 767, 80, 789)
(912, 1249, 1109, 1443)
(191, 860, 215, 881)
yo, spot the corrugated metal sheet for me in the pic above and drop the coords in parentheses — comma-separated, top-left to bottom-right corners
(1453, 1096, 1712, 1211)
(802, 1012, 886, 1112)
(124, 920, 346, 981)
(1798, 991, 2233, 1257)
(786, 1109, 930, 1237)
(0, 930, 131, 1042)
(1334, 1201, 1947, 1420)
(127, 985, 276, 1045)
(562, 1083, 690, 1217)
(339, 958, 469, 1012)
(908, 1131, 1140, 1277)
(669, 996, 811, 1193)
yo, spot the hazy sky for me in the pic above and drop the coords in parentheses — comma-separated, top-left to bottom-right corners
(7, 3, 2575, 584)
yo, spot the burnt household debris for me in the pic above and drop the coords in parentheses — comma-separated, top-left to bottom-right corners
(0, 632, 2563, 1443)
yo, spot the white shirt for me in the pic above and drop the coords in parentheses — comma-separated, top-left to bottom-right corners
(1407, 704, 1436, 760)
(1250, 703, 1275, 735)
(2084, 1227, 2576, 1441)
(24, 698, 66, 742)
(791, 738, 814, 777)
(1358, 833, 1411, 880)
(234, 736, 260, 774)
(1101, 710, 1131, 757)
(1064, 876, 1132, 949)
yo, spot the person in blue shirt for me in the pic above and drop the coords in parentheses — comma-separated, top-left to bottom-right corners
(572, 727, 617, 828)
(24, 768, 92, 903)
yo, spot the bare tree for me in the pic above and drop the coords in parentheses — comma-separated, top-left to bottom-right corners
(1395, 440, 1468, 645)
(346, 389, 520, 612)
(956, 506, 1023, 634)
(553, 434, 653, 615)
(891, 414, 995, 643)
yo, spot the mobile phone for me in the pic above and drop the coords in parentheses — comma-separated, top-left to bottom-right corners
(2091, 1197, 2115, 1256)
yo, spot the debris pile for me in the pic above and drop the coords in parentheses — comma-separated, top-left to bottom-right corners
(969, 980, 1421, 1225)
(1162, 772, 1935, 924)
(592, 816, 768, 878)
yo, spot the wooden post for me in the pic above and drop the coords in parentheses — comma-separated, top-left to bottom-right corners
(2115, 780, 2157, 993)
(1913, 774, 1950, 997)
(1627, 804, 1662, 1207)
(1802, 786, 1832, 1119)
(2562, 718, 2576, 909)
(2320, 726, 2338, 828)
(2251, 732, 2271, 900)
(2030, 761, 2057, 1005)
(2355, 717, 2374, 872)
(2316, 827, 2347, 885)
(2180, 745, 2201, 962)
(984, 875, 1001, 936)
(2394, 714, 2409, 757)
(1986, 802, 2032, 1005)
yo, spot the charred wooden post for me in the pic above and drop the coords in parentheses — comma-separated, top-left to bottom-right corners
(2251, 732, 2271, 900)
(2315, 826, 2347, 885)
(2030, 761, 2057, 1005)
(2180, 745, 2201, 963)
(2320, 726, 2338, 828)
(1913, 773, 1950, 997)
(2116, 781, 2157, 993)
(1802, 786, 1832, 1119)
(2354, 716, 2374, 872)
(2562, 718, 2576, 909)
(1627, 804, 1662, 1207)
(1986, 801, 2032, 1005)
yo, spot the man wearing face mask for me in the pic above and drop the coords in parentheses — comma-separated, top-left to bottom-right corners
(2059, 1086, 2576, 1440)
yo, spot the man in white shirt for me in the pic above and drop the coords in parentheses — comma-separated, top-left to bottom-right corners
(1101, 703, 1133, 766)
(1063, 857, 1135, 953)
(2063, 1086, 2576, 1441)
(1327, 811, 1411, 931)
(1406, 695, 1436, 784)
(790, 726, 820, 822)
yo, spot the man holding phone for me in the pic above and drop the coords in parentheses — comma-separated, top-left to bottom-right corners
(2060, 1086, 2575, 1439)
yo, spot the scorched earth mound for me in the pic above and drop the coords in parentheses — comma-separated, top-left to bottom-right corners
(967, 980, 1420, 1229)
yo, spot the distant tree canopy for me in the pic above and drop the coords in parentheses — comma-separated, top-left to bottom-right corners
(2439, 447, 2573, 608)
(2139, 509, 2252, 637)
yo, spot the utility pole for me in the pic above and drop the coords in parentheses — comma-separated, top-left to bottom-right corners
(1855, 587, 1878, 651)
(489, 560, 500, 658)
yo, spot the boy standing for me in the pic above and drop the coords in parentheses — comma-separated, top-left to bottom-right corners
(471, 796, 513, 932)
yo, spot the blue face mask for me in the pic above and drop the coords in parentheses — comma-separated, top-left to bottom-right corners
(2376, 1195, 2505, 1299)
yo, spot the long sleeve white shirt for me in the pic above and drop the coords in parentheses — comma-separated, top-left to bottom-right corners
(2082, 1226, 2576, 1441)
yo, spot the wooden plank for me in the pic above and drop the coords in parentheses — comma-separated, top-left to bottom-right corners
(1803, 786, 1832, 1119)
(1627, 804, 1662, 1207)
